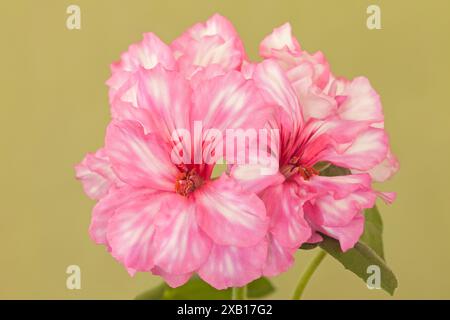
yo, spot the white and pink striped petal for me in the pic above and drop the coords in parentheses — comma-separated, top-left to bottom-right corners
(153, 196, 212, 275)
(195, 175, 268, 247)
(106, 192, 171, 272)
(171, 14, 246, 78)
(75, 148, 121, 200)
(260, 181, 311, 248)
(198, 241, 268, 290)
(105, 120, 178, 191)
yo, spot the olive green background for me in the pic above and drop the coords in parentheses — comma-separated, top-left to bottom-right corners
(1, 0, 449, 299)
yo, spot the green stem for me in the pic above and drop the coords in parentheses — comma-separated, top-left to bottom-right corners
(292, 249, 327, 300)
(232, 286, 247, 300)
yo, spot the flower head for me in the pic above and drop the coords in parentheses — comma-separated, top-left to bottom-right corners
(77, 15, 272, 289)
(76, 16, 398, 288)
(231, 23, 398, 276)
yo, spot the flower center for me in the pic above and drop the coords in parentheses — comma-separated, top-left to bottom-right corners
(175, 169, 203, 197)
(280, 157, 318, 180)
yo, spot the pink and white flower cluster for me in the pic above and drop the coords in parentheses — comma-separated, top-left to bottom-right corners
(75, 14, 398, 289)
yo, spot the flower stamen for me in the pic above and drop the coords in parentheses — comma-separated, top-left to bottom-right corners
(280, 157, 319, 180)
(175, 169, 203, 196)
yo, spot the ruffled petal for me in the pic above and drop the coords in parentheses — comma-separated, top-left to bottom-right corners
(195, 175, 268, 247)
(253, 59, 303, 134)
(324, 127, 388, 171)
(110, 97, 154, 134)
(303, 176, 377, 251)
(198, 240, 268, 290)
(75, 148, 120, 200)
(107, 33, 176, 104)
(260, 182, 311, 248)
(286, 51, 331, 89)
(320, 213, 365, 252)
(171, 14, 245, 78)
(303, 174, 372, 199)
(263, 235, 296, 277)
(105, 120, 178, 191)
(297, 88, 337, 121)
(365, 148, 399, 182)
(306, 191, 376, 227)
(287, 61, 335, 121)
(336, 77, 384, 124)
(260, 23, 301, 58)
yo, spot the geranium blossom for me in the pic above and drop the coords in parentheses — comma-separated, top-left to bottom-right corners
(76, 15, 273, 289)
(231, 23, 398, 276)
(76, 15, 398, 289)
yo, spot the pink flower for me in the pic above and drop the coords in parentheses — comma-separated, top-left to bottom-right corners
(76, 15, 399, 287)
(76, 15, 272, 289)
(260, 23, 399, 182)
(232, 23, 398, 276)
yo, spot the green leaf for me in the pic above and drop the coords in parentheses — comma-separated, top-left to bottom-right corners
(163, 277, 230, 300)
(134, 282, 166, 300)
(247, 277, 276, 298)
(299, 242, 319, 250)
(135, 277, 275, 300)
(320, 164, 350, 177)
(319, 236, 397, 295)
(361, 206, 384, 259)
(318, 206, 397, 295)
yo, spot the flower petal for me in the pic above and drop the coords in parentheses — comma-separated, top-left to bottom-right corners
(320, 213, 365, 252)
(151, 266, 193, 288)
(105, 120, 178, 191)
(192, 70, 273, 132)
(110, 97, 155, 134)
(107, 33, 176, 104)
(289, 51, 330, 89)
(260, 182, 311, 248)
(336, 77, 384, 124)
(253, 59, 303, 134)
(306, 191, 376, 228)
(106, 192, 170, 272)
(299, 170, 377, 251)
(75, 148, 120, 200)
(136, 66, 192, 141)
(153, 196, 212, 274)
(230, 141, 284, 194)
(195, 175, 268, 247)
(297, 88, 337, 121)
(376, 191, 397, 204)
(198, 240, 268, 290)
(303, 174, 372, 199)
(260, 23, 301, 58)
(295, 118, 370, 167)
(89, 186, 155, 245)
(230, 164, 285, 194)
(286, 60, 335, 121)
(171, 14, 245, 78)
(324, 127, 389, 171)
(365, 148, 399, 182)
(263, 235, 296, 277)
